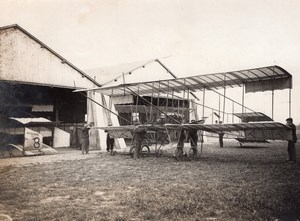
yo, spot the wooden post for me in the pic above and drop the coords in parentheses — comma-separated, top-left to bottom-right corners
(171, 89, 175, 113)
(289, 87, 292, 118)
(150, 82, 154, 122)
(222, 75, 226, 123)
(272, 90, 274, 119)
(182, 79, 186, 120)
(135, 84, 140, 122)
(157, 81, 161, 120)
(165, 81, 170, 118)
(202, 89, 205, 120)
(242, 84, 245, 114)
(109, 89, 114, 119)
(218, 94, 221, 120)
(271, 66, 275, 120)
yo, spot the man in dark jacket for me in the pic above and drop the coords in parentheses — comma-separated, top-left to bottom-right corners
(217, 121, 224, 148)
(106, 131, 115, 153)
(189, 120, 198, 149)
(132, 119, 148, 159)
(286, 118, 297, 162)
(81, 123, 92, 154)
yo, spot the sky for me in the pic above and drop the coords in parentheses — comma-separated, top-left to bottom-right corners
(1, 0, 300, 124)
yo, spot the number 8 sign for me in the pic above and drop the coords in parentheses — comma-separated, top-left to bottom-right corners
(24, 128, 43, 151)
(33, 137, 40, 148)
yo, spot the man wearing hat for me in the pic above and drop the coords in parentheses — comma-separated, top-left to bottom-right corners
(286, 118, 297, 162)
(105, 124, 115, 154)
(132, 120, 146, 159)
(81, 122, 93, 154)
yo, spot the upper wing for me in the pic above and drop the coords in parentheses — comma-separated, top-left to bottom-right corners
(74, 65, 292, 96)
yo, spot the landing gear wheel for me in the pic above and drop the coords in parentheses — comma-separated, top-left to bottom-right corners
(141, 145, 150, 157)
(188, 147, 197, 161)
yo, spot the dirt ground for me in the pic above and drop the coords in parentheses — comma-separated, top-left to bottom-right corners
(0, 141, 299, 221)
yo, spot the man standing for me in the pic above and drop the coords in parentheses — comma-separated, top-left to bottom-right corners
(219, 132, 224, 148)
(189, 120, 198, 149)
(133, 121, 146, 159)
(286, 118, 297, 162)
(106, 131, 115, 154)
(218, 121, 224, 148)
(81, 123, 92, 155)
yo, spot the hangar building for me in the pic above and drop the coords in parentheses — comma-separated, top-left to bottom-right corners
(0, 24, 101, 150)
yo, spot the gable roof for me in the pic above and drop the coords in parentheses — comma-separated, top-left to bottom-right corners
(0, 24, 101, 87)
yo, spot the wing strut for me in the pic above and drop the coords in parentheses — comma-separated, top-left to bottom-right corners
(78, 92, 132, 125)
(289, 87, 292, 118)
(222, 74, 227, 122)
(156, 59, 257, 121)
(125, 86, 182, 124)
(155, 59, 200, 101)
(202, 88, 205, 120)
(150, 82, 154, 122)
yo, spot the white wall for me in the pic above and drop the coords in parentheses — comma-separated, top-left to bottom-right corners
(53, 127, 70, 148)
(87, 92, 126, 150)
(0, 27, 95, 89)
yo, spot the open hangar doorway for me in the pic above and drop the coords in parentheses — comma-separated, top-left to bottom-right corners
(0, 81, 87, 149)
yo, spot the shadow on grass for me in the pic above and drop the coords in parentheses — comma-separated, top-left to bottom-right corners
(236, 145, 270, 149)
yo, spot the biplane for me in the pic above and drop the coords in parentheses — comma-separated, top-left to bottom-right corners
(75, 62, 294, 160)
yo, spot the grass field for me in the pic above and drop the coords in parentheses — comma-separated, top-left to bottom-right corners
(0, 141, 299, 221)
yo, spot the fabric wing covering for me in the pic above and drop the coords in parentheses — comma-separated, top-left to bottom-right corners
(76, 65, 292, 96)
(233, 112, 273, 122)
(96, 122, 292, 140)
(9, 117, 51, 125)
(165, 122, 290, 133)
(96, 122, 289, 134)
